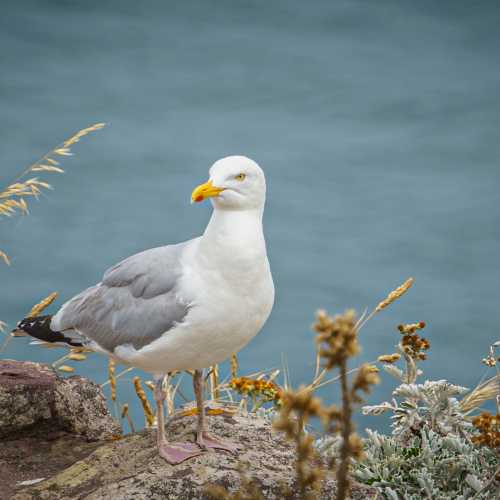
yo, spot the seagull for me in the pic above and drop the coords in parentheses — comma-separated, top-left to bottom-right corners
(17, 156, 275, 464)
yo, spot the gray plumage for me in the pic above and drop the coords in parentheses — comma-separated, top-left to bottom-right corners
(53, 240, 196, 352)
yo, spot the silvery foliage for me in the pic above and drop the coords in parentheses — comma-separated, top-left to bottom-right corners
(353, 426, 498, 499)
(316, 433, 342, 458)
(353, 353, 498, 499)
(363, 379, 470, 441)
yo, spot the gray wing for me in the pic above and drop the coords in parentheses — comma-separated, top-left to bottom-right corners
(54, 240, 197, 352)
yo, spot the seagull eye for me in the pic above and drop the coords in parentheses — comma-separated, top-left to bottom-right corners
(235, 173, 246, 182)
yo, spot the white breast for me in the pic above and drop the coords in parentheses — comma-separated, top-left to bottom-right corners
(128, 208, 275, 374)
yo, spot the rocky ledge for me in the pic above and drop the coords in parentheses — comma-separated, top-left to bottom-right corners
(1, 360, 374, 499)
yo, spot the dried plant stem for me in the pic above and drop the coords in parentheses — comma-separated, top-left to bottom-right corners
(133, 376, 155, 427)
(336, 359, 352, 500)
(303, 359, 378, 394)
(165, 376, 175, 416)
(1, 292, 59, 356)
(153, 374, 177, 417)
(120, 404, 135, 433)
(0, 333, 12, 355)
(52, 352, 71, 368)
(296, 414, 307, 499)
(0, 123, 106, 263)
(108, 358, 121, 424)
(100, 367, 134, 387)
(209, 364, 219, 400)
(10, 123, 105, 185)
(27, 292, 58, 317)
(231, 353, 238, 378)
(460, 374, 500, 414)
(357, 277, 414, 331)
(108, 358, 117, 401)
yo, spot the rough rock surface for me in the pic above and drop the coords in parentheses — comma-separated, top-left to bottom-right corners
(13, 412, 341, 500)
(0, 360, 120, 441)
(1, 361, 375, 499)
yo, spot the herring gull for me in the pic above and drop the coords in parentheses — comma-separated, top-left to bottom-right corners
(18, 155, 275, 464)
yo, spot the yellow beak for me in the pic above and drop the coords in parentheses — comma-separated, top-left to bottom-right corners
(191, 180, 225, 203)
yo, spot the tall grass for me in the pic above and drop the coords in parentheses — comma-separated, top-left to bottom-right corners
(0, 124, 105, 354)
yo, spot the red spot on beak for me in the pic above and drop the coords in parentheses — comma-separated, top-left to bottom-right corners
(195, 195, 204, 203)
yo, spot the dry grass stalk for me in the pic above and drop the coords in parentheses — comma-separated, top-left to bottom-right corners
(10, 330, 28, 338)
(460, 375, 500, 414)
(375, 277, 414, 312)
(144, 380, 155, 392)
(231, 353, 238, 378)
(2, 291, 60, 355)
(209, 364, 220, 400)
(108, 358, 117, 402)
(68, 353, 87, 361)
(121, 403, 129, 419)
(100, 366, 134, 388)
(120, 403, 136, 433)
(0, 124, 105, 336)
(163, 372, 177, 416)
(0, 251, 10, 266)
(273, 386, 324, 499)
(133, 376, 155, 427)
(52, 352, 72, 367)
(0, 123, 105, 264)
(165, 377, 176, 416)
(357, 277, 415, 331)
(0, 321, 11, 354)
(312, 309, 379, 500)
(37, 342, 60, 348)
(377, 353, 401, 364)
(58, 365, 74, 373)
(145, 375, 178, 416)
(27, 292, 58, 317)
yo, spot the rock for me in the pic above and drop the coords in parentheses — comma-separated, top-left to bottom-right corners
(0, 424, 103, 500)
(0, 360, 120, 440)
(1, 361, 375, 499)
(0, 360, 120, 499)
(12, 411, 374, 500)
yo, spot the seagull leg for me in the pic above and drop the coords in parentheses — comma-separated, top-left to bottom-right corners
(155, 374, 203, 464)
(193, 369, 239, 454)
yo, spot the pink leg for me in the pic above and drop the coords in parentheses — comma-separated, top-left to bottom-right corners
(155, 375, 204, 464)
(193, 369, 240, 454)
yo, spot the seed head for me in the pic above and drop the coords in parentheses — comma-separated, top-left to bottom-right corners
(377, 353, 401, 364)
(375, 277, 414, 312)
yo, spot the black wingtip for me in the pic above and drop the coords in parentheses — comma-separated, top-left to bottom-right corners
(17, 315, 82, 347)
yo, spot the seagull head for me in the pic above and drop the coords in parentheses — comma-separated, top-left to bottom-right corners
(191, 156, 266, 211)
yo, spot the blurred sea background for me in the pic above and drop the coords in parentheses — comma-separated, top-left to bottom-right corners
(1, 0, 499, 433)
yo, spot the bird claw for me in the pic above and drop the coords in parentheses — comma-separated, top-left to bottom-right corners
(158, 441, 205, 464)
(196, 431, 240, 454)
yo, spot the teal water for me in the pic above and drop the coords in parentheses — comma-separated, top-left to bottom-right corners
(1, 1, 499, 432)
